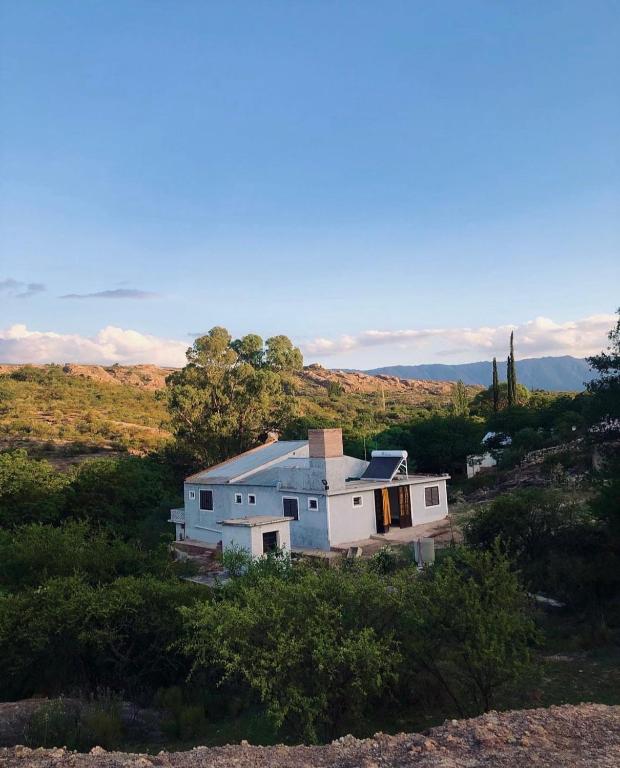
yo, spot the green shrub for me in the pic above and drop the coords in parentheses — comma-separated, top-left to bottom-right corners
(23, 699, 79, 748)
(78, 695, 123, 750)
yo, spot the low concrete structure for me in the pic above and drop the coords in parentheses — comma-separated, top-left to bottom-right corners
(219, 515, 292, 557)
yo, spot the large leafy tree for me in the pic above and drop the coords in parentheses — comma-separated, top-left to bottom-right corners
(165, 327, 303, 466)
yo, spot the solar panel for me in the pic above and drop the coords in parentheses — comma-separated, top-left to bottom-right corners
(361, 455, 404, 481)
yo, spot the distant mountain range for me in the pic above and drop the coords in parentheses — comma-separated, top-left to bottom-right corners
(364, 355, 596, 392)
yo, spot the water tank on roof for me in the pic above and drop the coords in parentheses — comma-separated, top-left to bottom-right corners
(370, 450, 408, 459)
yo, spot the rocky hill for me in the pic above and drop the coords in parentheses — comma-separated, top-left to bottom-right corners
(1, 704, 618, 768)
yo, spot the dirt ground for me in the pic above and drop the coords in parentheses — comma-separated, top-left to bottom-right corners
(2, 704, 619, 768)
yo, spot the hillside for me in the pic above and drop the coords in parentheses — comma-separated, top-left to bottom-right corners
(2, 704, 618, 767)
(0, 364, 474, 461)
(365, 355, 595, 392)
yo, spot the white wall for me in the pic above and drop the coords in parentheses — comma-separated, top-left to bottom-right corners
(182, 481, 330, 550)
(466, 452, 497, 478)
(327, 489, 377, 546)
(409, 480, 449, 524)
(221, 519, 292, 557)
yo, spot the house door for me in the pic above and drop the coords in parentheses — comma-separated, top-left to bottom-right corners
(374, 488, 392, 534)
(262, 530, 278, 553)
(387, 486, 412, 529)
(398, 485, 412, 528)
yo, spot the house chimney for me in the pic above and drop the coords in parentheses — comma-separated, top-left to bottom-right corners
(308, 428, 343, 458)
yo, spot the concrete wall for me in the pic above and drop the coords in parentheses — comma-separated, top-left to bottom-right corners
(221, 519, 291, 557)
(410, 480, 449, 524)
(327, 489, 377, 546)
(183, 481, 330, 550)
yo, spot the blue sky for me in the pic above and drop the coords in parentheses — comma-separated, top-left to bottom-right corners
(0, 0, 618, 367)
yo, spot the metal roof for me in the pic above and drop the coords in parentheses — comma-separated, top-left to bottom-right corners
(186, 440, 308, 484)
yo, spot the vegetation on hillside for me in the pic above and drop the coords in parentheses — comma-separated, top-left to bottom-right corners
(0, 313, 619, 749)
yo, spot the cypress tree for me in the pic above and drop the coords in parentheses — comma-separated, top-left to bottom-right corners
(492, 357, 499, 412)
(509, 331, 518, 404)
(507, 355, 513, 407)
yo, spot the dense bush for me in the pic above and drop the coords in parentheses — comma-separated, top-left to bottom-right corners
(0, 575, 202, 700)
(465, 487, 620, 619)
(0, 521, 171, 591)
(0, 450, 69, 527)
(181, 548, 536, 741)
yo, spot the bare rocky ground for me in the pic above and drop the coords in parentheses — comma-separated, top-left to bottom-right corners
(2, 704, 619, 768)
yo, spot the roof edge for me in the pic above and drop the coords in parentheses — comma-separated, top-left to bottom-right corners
(185, 436, 280, 482)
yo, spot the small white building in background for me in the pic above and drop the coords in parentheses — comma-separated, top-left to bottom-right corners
(170, 428, 450, 556)
(466, 451, 497, 478)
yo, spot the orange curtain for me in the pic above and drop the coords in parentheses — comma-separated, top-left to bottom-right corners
(381, 487, 392, 527)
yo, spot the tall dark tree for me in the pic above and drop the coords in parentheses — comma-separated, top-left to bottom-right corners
(492, 357, 499, 412)
(509, 331, 518, 404)
(506, 355, 513, 407)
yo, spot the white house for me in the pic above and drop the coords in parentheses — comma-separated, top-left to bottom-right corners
(170, 428, 449, 556)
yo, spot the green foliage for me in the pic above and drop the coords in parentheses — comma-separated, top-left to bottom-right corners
(23, 695, 123, 750)
(450, 380, 469, 417)
(181, 565, 399, 742)
(0, 365, 169, 451)
(64, 455, 177, 539)
(396, 544, 538, 713)
(181, 549, 536, 740)
(375, 415, 485, 475)
(165, 327, 303, 466)
(23, 699, 80, 749)
(0, 521, 171, 591)
(465, 487, 620, 619)
(0, 575, 201, 700)
(221, 543, 254, 577)
(0, 449, 69, 527)
(492, 357, 499, 412)
(587, 307, 620, 425)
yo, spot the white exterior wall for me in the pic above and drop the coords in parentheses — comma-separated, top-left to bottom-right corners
(466, 452, 497, 479)
(221, 519, 291, 557)
(410, 480, 449, 524)
(183, 481, 330, 550)
(181, 477, 448, 549)
(327, 489, 377, 546)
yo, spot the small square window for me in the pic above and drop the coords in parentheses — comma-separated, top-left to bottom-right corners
(353, 496, 363, 507)
(308, 497, 318, 510)
(248, 494, 256, 505)
(234, 493, 242, 504)
(188, 490, 196, 500)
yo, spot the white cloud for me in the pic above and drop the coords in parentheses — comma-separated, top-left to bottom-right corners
(0, 325, 188, 367)
(0, 314, 614, 368)
(301, 314, 616, 362)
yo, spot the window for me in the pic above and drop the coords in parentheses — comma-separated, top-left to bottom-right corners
(283, 497, 299, 520)
(199, 489, 213, 511)
(308, 497, 318, 510)
(262, 530, 278, 553)
(248, 494, 256, 505)
(188, 490, 196, 500)
(352, 496, 363, 507)
(234, 493, 242, 504)
(425, 486, 440, 507)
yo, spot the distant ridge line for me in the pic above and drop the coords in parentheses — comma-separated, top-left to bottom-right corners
(361, 355, 595, 392)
